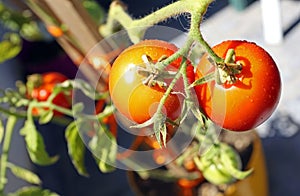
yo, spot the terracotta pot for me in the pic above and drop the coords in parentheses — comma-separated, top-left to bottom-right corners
(127, 130, 268, 196)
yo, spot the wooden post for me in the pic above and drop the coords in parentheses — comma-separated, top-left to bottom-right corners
(26, 0, 115, 91)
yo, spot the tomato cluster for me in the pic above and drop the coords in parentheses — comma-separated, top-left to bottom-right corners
(109, 39, 281, 132)
(27, 72, 71, 115)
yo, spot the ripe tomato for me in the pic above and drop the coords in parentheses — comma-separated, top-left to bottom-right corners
(109, 39, 195, 123)
(28, 72, 71, 115)
(195, 40, 281, 131)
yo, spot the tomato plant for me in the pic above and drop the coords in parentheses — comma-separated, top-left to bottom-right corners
(109, 39, 195, 124)
(27, 72, 71, 115)
(194, 40, 281, 131)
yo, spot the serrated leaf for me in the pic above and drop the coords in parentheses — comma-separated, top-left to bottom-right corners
(7, 162, 41, 185)
(89, 125, 117, 173)
(65, 121, 89, 176)
(7, 186, 59, 196)
(20, 120, 59, 166)
(38, 110, 54, 124)
(0, 119, 4, 144)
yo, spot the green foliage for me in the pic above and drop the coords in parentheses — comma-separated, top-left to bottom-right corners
(65, 121, 89, 176)
(8, 187, 58, 196)
(89, 123, 117, 173)
(7, 162, 41, 185)
(38, 110, 54, 124)
(20, 120, 59, 166)
(83, 0, 106, 24)
(0, 119, 3, 144)
(0, 33, 22, 64)
(0, 3, 43, 41)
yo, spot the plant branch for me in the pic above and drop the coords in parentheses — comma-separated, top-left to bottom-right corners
(100, 0, 216, 44)
(0, 116, 17, 194)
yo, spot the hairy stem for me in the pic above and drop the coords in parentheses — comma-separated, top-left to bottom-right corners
(189, 5, 223, 63)
(100, 0, 216, 44)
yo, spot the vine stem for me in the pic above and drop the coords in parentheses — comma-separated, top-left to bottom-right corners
(188, 4, 223, 63)
(100, 0, 216, 44)
(0, 116, 17, 194)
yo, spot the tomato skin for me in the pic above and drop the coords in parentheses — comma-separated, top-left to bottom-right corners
(195, 40, 281, 131)
(109, 39, 195, 123)
(28, 72, 71, 115)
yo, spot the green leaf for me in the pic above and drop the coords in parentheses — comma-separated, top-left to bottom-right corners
(220, 143, 253, 180)
(38, 110, 54, 124)
(20, 21, 43, 41)
(65, 121, 89, 176)
(0, 119, 4, 144)
(89, 125, 117, 173)
(0, 33, 22, 63)
(8, 186, 59, 196)
(7, 162, 41, 185)
(20, 120, 59, 166)
(83, 0, 106, 24)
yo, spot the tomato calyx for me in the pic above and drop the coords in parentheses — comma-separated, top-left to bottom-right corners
(190, 49, 243, 88)
(136, 54, 177, 88)
(214, 49, 243, 85)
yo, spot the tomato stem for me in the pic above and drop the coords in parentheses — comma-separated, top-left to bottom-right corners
(0, 116, 17, 194)
(100, 0, 216, 44)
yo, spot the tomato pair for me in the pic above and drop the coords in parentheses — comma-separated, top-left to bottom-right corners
(27, 72, 71, 115)
(109, 39, 281, 132)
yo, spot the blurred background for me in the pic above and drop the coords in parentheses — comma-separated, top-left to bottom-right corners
(0, 0, 299, 195)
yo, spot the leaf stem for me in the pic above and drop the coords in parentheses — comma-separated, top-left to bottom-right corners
(0, 106, 27, 119)
(0, 115, 17, 194)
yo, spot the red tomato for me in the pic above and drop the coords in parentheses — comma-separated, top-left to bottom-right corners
(109, 39, 195, 123)
(194, 40, 281, 131)
(28, 72, 71, 115)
